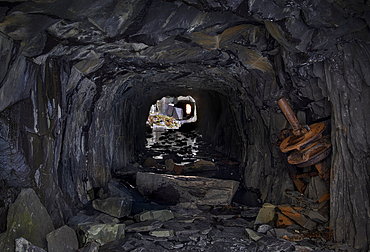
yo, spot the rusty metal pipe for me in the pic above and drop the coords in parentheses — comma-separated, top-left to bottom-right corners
(277, 97, 303, 135)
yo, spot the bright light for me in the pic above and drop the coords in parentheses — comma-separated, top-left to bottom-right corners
(186, 104, 192, 115)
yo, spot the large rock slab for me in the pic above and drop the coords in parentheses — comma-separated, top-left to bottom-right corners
(46, 225, 78, 252)
(136, 172, 239, 206)
(0, 188, 54, 251)
(92, 197, 131, 218)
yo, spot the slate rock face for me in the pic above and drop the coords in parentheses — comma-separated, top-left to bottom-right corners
(0, 188, 54, 251)
(0, 0, 369, 250)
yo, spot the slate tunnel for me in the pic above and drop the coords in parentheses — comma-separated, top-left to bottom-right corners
(125, 83, 248, 163)
(0, 0, 370, 250)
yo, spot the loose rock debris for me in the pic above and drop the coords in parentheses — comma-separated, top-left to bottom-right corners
(0, 131, 354, 251)
(0, 171, 354, 251)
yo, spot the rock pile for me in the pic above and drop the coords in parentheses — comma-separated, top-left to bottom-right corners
(0, 182, 356, 252)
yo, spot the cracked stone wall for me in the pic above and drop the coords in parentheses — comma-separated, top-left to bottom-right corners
(0, 0, 369, 250)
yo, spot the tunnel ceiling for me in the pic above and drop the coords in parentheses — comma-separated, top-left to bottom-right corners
(1, 0, 370, 250)
(1, 0, 368, 110)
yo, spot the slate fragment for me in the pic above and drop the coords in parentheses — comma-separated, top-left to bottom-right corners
(0, 188, 54, 251)
(46, 225, 78, 252)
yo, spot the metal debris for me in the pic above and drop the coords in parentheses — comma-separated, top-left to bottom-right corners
(277, 97, 331, 191)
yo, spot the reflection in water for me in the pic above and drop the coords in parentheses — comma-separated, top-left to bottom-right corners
(146, 130, 201, 165)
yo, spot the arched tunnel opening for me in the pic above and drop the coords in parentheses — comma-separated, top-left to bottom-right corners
(146, 95, 198, 132)
(0, 0, 370, 251)
(140, 92, 247, 189)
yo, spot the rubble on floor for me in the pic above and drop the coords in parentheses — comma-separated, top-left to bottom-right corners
(0, 177, 357, 252)
(0, 131, 356, 251)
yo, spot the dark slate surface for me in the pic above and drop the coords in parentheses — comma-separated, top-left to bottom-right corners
(0, 0, 369, 250)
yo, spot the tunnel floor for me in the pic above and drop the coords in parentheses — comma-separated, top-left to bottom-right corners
(101, 127, 339, 251)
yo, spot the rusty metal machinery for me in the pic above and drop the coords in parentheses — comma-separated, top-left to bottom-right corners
(277, 97, 331, 190)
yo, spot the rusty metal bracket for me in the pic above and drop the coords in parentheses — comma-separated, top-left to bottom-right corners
(277, 96, 331, 191)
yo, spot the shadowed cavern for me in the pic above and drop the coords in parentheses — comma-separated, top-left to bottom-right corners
(0, 0, 370, 251)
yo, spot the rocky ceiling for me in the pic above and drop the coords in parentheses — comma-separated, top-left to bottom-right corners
(0, 0, 370, 250)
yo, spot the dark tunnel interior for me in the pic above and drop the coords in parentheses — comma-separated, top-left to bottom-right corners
(0, 0, 370, 251)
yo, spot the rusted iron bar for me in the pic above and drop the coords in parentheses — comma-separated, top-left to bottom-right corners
(277, 97, 307, 137)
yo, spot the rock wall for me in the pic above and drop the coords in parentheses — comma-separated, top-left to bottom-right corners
(0, 0, 369, 250)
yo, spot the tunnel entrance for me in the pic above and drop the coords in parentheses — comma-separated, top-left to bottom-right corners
(129, 93, 262, 209)
(146, 95, 197, 131)
(143, 95, 239, 178)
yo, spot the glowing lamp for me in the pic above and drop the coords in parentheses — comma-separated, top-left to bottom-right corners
(186, 104, 192, 115)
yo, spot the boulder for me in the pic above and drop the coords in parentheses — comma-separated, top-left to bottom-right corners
(136, 172, 239, 206)
(78, 223, 125, 246)
(46, 225, 78, 252)
(255, 203, 276, 225)
(15, 237, 46, 252)
(92, 197, 131, 218)
(0, 188, 54, 251)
